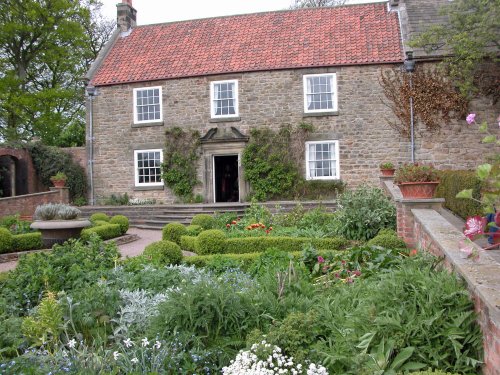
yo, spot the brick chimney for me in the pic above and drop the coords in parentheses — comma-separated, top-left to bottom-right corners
(117, 0, 137, 33)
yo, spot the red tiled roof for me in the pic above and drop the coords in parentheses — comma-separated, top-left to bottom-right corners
(91, 3, 402, 86)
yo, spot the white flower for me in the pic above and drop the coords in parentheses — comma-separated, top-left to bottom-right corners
(67, 339, 76, 348)
(154, 340, 161, 349)
(131, 357, 139, 364)
(141, 337, 150, 347)
(123, 338, 133, 348)
(113, 351, 120, 360)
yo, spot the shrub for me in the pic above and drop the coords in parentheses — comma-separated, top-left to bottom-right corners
(224, 236, 348, 255)
(93, 220, 109, 226)
(12, 233, 43, 252)
(435, 170, 483, 219)
(196, 229, 226, 255)
(90, 213, 110, 224)
(410, 371, 461, 375)
(33, 203, 80, 220)
(331, 186, 396, 240)
(162, 222, 187, 244)
(377, 228, 398, 236)
(0, 228, 13, 254)
(80, 224, 122, 241)
(143, 240, 183, 265)
(394, 163, 439, 183)
(293, 179, 346, 200)
(180, 235, 198, 252)
(186, 224, 203, 236)
(102, 193, 129, 206)
(191, 214, 216, 230)
(367, 234, 407, 249)
(110, 215, 129, 234)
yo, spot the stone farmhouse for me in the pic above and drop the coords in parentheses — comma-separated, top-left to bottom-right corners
(85, 0, 498, 204)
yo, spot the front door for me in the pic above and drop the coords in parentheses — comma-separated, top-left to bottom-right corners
(213, 155, 239, 202)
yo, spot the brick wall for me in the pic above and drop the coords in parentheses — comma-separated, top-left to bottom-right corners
(89, 64, 499, 203)
(62, 147, 87, 173)
(0, 188, 70, 218)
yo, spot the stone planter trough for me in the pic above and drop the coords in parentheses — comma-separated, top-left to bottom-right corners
(31, 219, 91, 248)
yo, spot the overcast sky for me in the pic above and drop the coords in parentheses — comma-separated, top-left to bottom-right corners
(101, 0, 383, 25)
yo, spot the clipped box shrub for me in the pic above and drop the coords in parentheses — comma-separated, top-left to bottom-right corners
(435, 170, 483, 219)
(12, 233, 43, 252)
(143, 240, 182, 265)
(162, 222, 187, 244)
(191, 214, 216, 230)
(93, 220, 109, 227)
(0, 228, 14, 254)
(186, 224, 203, 236)
(110, 215, 129, 234)
(367, 234, 407, 249)
(377, 228, 398, 237)
(195, 229, 226, 255)
(89, 213, 111, 224)
(81, 224, 122, 242)
(224, 236, 348, 255)
(180, 235, 198, 252)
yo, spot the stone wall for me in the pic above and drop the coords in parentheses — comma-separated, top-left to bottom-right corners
(89, 64, 499, 203)
(0, 188, 70, 218)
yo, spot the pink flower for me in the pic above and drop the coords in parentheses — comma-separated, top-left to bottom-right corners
(463, 216, 485, 239)
(353, 270, 361, 276)
(317, 256, 325, 264)
(466, 113, 476, 125)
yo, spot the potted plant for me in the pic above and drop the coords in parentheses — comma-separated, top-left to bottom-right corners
(50, 172, 67, 188)
(379, 162, 395, 177)
(394, 163, 439, 199)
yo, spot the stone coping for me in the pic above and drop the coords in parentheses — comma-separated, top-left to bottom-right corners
(412, 208, 500, 324)
(382, 179, 445, 204)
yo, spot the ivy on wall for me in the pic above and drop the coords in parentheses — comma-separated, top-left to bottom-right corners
(161, 127, 200, 201)
(380, 67, 468, 138)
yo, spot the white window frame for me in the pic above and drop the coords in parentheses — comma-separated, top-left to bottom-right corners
(133, 86, 163, 124)
(305, 140, 340, 180)
(134, 149, 164, 187)
(303, 73, 337, 113)
(210, 80, 239, 118)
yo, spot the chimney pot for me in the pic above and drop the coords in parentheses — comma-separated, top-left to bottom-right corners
(117, 0, 136, 32)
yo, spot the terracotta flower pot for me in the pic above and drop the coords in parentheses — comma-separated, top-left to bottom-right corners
(380, 168, 395, 177)
(397, 181, 439, 199)
(51, 179, 66, 188)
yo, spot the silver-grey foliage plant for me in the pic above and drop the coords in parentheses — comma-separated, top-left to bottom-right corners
(34, 203, 81, 220)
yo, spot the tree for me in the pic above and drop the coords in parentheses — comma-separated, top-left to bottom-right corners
(290, 0, 347, 9)
(410, 0, 500, 100)
(0, 0, 114, 146)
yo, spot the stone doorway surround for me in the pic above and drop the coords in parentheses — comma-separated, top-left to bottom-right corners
(200, 127, 249, 203)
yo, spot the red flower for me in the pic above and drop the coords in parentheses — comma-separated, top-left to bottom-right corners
(464, 216, 485, 239)
(231, 220, 237, 225)
(409, 249, 418, 256)
(317, 256, 325, 264)
(226, 224, 231, 228)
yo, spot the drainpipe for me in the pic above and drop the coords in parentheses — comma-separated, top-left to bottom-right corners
(403, 51, 416, 163)
(86, 85, 96, 205)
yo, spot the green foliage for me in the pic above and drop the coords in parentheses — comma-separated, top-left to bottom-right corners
(380, 162, 395, 169)
(186, 224, 203, 236)
(21, 292, 62, 350)
(0, 214, 33, 234)
(143, 240, 183, 266)
(109, 215, 129, 234)
(3, 236, 119, 310)
(0, 228, 13, 254)
(162, 127, 200, 200)
(225, 236, 348, 255)
(89, 212, 110, 224)
(242, 127, 301, 201)
(292, 179, 346, 200)
(409, 0, 499, 99)
(191, 214, 216, 230)
(180, 235, 198, 252)
(410, 371, 462, 375)
(162, 222, 187, 244)
(331, 186, 396, 240)
(28, 144, 87, 200)
(196, 229, 226, 255)
(102, 193, 129, 206)
(367, 233, 407, 249)
(394, 163, 439, 184)
(12, 232, 43, 252)
(80, 223, 122, 242)
(436, 170, 483, 219)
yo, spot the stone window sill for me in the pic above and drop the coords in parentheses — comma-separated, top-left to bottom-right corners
(133, 185, 164, 191)
(132, 121, 164, 128)
(209, 117, 241, 123)
(303, 111, 339, 117)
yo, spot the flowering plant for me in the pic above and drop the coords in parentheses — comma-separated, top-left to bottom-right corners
(313, 256, 362, 286)
(222, 340, 328, 375)
(379, 162, 395, 169)
(394, 163, 438, 184)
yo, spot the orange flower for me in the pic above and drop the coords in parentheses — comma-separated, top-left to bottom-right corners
(409, 249, 418, 256)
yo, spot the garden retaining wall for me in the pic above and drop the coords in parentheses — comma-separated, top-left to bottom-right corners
(382, 178, 500, 375)
(0, 187, 69, 218)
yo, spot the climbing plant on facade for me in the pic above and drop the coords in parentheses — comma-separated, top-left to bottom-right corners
(161, 127, 200, 201)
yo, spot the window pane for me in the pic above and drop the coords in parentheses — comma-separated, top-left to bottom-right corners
(136, 150, 162, 185)
(135, 88, 161, 122)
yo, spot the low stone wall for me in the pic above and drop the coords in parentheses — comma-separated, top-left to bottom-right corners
(0, 188, 69, 218)
(382, 178, 500, 375)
